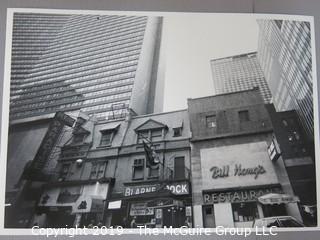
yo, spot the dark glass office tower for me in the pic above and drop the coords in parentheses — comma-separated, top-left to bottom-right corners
(257, 19, 313, 139)
(210, 52, 272, 103)
(10, 13, 164, 121)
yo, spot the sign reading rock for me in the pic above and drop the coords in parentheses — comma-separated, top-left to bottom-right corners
(124, 181, 189, 197)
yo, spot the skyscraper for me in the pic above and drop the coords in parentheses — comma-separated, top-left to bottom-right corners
(257, 19, 313, 139)
(10, 13, 164, 121)
(210, 52, 272, 103)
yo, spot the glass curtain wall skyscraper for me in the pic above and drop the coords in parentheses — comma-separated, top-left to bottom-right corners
(257, 19, 313, 139)
(210, 52, 272, 103)
(10, 13, 164, 121)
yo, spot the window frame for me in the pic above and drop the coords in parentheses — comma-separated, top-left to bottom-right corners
(132, 158, 145, 180)
(89, 161, 108, 179)
(148, 165, 159, 179)
(173, 127, 182, 137)
(206, 115, 217, 128)
(231, 202, 259, 222)
(59, 163, 71, 180)
(99, 130, 114, 146)
(137, 128, 164, 144)
(238, 110, 250, 123)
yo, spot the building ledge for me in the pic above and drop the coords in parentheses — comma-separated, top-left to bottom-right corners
(44, 177, 115, 188)
(190, 128, 273, 142)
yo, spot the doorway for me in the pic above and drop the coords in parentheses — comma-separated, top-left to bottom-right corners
(203, 205, 215, 227)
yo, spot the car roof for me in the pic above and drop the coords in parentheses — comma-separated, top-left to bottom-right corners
(257, 216, 295, 220)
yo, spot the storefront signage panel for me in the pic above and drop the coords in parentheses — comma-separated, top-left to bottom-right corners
(203, 186, 282, 204)
(30, 112, 75, 172)
(200, 142, 279, 189)
(130, 203, 154, 216)
(124, 181, 189, 197)
(210, 164, 266, 179)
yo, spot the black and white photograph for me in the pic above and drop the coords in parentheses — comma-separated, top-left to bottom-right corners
(0, 8, 318, 232)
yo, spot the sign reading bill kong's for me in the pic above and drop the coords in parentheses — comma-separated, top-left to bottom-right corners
(29, 112, 75, 172)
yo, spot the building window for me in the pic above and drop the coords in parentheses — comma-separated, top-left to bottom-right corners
(59, 163, 71, 180)
(148, 165, 159, 179)
(137, 129, 164, 143)
(100, 131, 113, 146)
(90, 161, 107, 179)
(137, 130, 149, 144)
(206, 115, 216, 128)
(73, 134, 85, 144)
(174, 157, 185, 180)
(132, 159, 144, 180)
(151, 129, 163, 142)
(238, 110, 250, 122)
(232, 202, 259, 222)
(173, 127, 182, 137)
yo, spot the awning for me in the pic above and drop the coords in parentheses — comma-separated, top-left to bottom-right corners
(172, 119, 183, 129)
(258, 193, 300, 205)
(100, 123, 120, 132)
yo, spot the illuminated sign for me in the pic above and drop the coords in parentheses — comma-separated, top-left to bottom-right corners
(210, 164, 266, 179)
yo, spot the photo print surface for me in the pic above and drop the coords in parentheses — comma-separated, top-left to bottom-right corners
(1, 9, 317, 230)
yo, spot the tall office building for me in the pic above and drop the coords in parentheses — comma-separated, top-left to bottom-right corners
(10, 13, 164, 121)
(257, 19, 313, 139)
(210, 52, 272, 103)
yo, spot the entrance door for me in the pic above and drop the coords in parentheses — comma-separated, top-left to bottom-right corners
(203, 205, 215, 227)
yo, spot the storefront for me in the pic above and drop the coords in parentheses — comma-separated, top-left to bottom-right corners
(199, 142, 301, 228)
(107, 180, 192, 228)
(34, 182, 109, 227)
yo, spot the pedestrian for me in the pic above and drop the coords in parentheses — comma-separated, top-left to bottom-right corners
(184, 217, 192, 228)
(122, 217, 128, 228)
(130, 216, 137, 228)
(88, 219, 95, 228)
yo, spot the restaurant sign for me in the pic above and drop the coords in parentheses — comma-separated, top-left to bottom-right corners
(210, 164, 266, 179)
(124, 181, 189, 197)
(203, 186, 282, 204)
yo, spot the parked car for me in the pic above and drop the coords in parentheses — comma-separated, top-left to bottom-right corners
(252, 216, 305, 228)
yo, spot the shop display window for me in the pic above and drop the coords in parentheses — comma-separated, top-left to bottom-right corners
(232, 202, 259, 222)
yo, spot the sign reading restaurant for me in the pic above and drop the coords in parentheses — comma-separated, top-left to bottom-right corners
(203, 186, 282, 204)
(124, 181, 189, 197)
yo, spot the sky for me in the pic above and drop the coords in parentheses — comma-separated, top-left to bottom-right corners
(161, 14, 259, 112)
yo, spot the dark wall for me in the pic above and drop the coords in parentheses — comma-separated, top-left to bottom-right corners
(188, 89, 273, 141)
(6, 121, 50, 192)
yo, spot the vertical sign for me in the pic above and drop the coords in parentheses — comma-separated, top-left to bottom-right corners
(30, 112, 75, 172)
